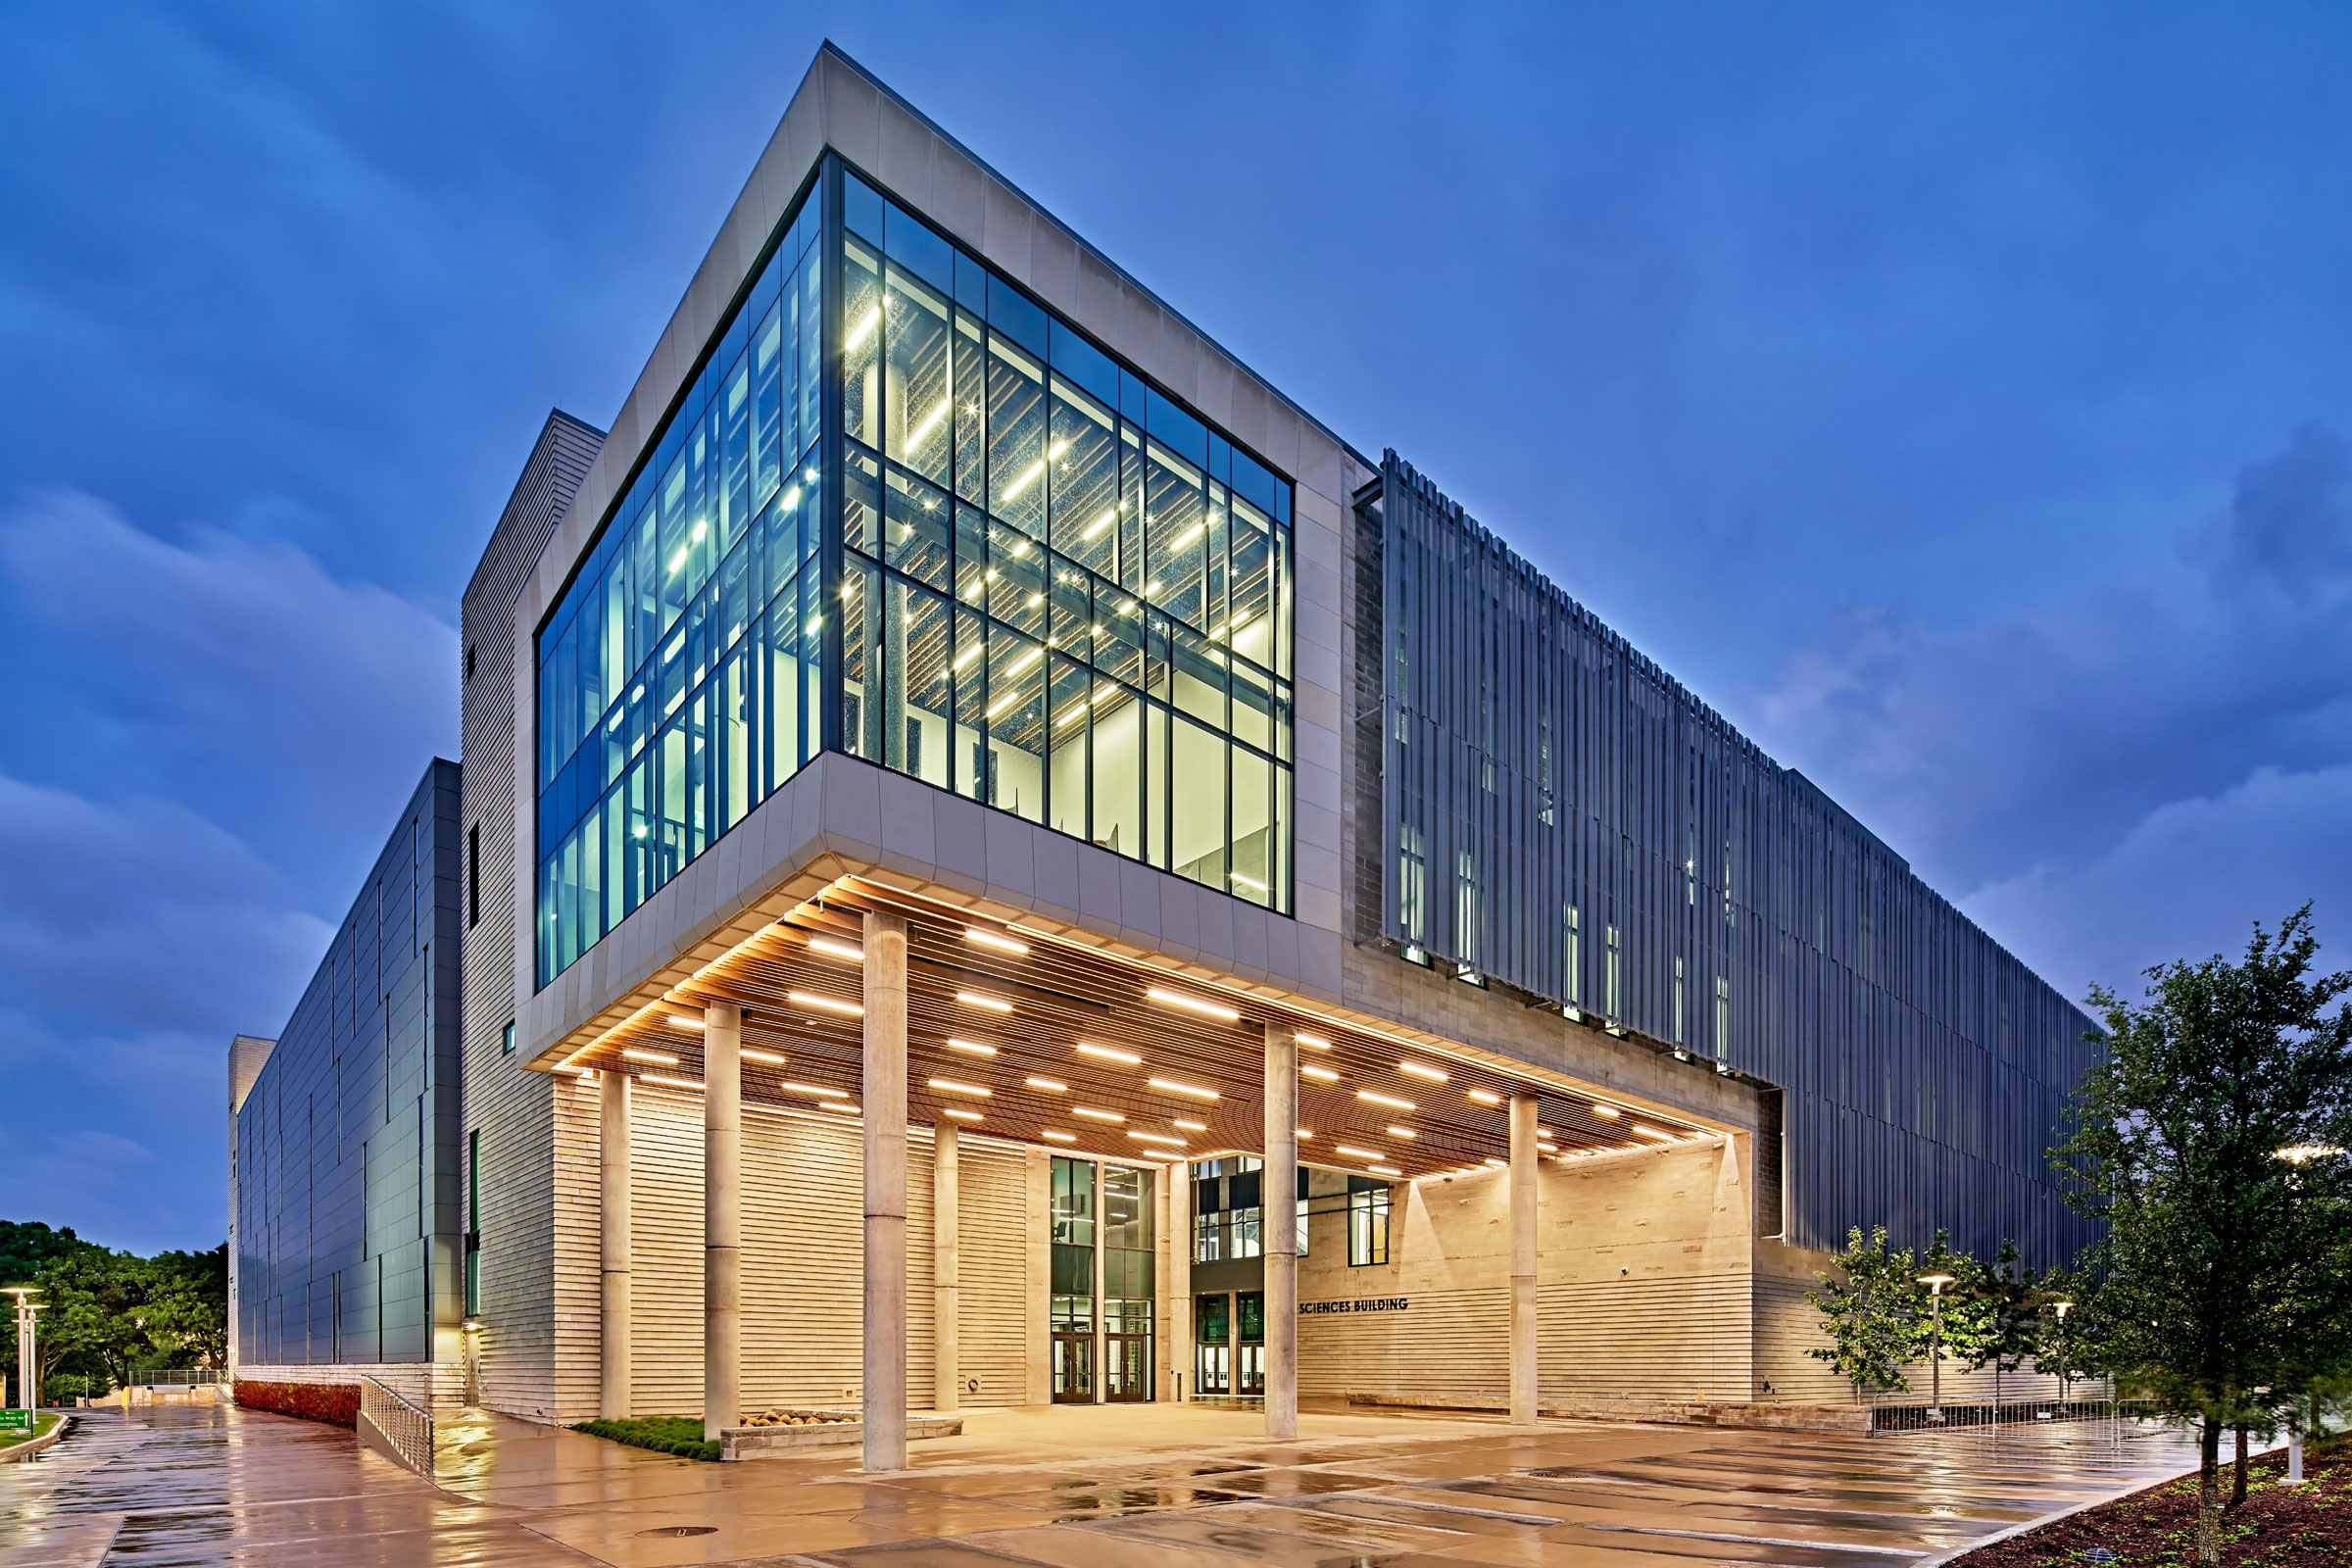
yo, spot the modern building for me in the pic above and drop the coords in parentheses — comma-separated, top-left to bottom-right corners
(233, 45, 2098, 1438)
(229, 760, 466, 1398)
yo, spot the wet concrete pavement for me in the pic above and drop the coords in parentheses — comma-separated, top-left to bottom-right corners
(2, 1400, 2199, 1567)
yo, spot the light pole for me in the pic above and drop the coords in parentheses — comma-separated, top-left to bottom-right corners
(2051, 1300, 2073, 1404)
(1918, 1273, 1956, 1422)
(6, 1287, 42, 1412)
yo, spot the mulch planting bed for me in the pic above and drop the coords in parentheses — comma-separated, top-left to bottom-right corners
(1948, 1446, 2351, 1567)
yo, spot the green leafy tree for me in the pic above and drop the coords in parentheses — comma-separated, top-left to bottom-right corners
(1806, 1225, 1927, 1402)
(2053, 906, 2352, 1566)
(1947, 1240, 2042, 1411)
(35, 1248, 163, 1391)
(143, 1246, 229, 1368)
(0, 1221, 88, 1288)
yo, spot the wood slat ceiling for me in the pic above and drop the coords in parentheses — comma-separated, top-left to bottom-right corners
(558, 879, 1714, 1179)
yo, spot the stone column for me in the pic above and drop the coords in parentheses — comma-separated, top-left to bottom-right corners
(1508, 1092, 1539, 1426)
(703, 1002, 742, 1443)
(600, 1068, 633, 1420)
(933, 1117, 959, 1413)
(862, 911, 909, 1470)
(1262, 1022, 1298, 1440)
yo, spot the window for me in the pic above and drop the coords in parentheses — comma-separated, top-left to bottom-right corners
(467, 823, 480, 929)
(501, 1021, 515, 1056)
(533, 160, 1294, 990)
(464, 642, 476, 682)
(1348, 1177, 1391, 1266)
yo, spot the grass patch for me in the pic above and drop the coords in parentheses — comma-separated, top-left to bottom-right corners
(572, 1415, 721, 1462)
(0, 1412, 63, 1448)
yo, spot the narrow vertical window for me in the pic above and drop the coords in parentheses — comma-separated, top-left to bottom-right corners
(1347, 1178, 1391, 1266)
(467, 823, 480, 928)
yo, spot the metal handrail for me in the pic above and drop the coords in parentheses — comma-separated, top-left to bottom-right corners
(359, 1376, 435, 1475)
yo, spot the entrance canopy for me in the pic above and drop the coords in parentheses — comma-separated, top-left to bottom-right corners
(539, 875, 1719, 1180)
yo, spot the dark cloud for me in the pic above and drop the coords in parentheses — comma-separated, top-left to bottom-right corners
(1743, 426, 2352, 992)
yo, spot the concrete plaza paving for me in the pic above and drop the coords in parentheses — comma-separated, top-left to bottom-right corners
(2, 1399, 2199, 1567)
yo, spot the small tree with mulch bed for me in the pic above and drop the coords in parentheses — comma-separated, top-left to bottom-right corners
(1948, 1444, 2352, 1568)
(573, 1416, 721, 1462)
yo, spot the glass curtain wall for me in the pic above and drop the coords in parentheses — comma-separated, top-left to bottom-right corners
(536, 186, 826, 987)
(835, 170, 1294, 912)
(537, 158, 1296, 989)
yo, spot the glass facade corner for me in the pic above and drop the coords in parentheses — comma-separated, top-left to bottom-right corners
(536, 158, 1294, 989)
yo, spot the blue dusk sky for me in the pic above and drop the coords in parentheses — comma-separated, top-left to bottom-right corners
(4, 6, 2348, 1252)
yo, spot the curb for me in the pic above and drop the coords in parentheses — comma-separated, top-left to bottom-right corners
(0, 1412, 74, 1464)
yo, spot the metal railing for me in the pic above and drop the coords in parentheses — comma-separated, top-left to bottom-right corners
(359, 1376, 435, 1476)
(128, 1368, 223, 1387)
(1870, 1395, 2159, 1437)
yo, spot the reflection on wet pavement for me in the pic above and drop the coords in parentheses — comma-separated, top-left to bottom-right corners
(0, 1398, 2199, 1567)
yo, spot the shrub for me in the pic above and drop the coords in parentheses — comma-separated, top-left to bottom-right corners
(234, 1380, 360, 1428)
(573, 1415, 722, 1462)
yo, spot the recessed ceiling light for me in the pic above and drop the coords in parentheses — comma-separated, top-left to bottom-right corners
(1042, 1130, 1077, 1144)
(1592, 1103, 1622, 1118)
(741, 1048, 787, 1066)
(1466, 1088, 1500, 1105)
(1356, 1091, 1415, 1111)
(643, 1073, 703, 1091)
(1300, 1065, 1340, 1083)
(1484, 1156, 1507, 1168)
(956, 991, 1013, 1012)
(1295, 1033, 1333, 1051)
(927, 1078, 991, 1098)
(1147, 1076, 1218, 1101)
(1632, 1124, 1679, 1142)
(1146, 987, 1239, 1021)
(1398, 1061, 1448, 1083)
(1025, 1076, 1068, 1093)
(1077, 1042, 1141, 1064)
(787, 990, 863, 1016)
(621, 1048, 679, 1065)
(965, 927, 1029, 955)
(778, 1081, 850, 1099)
(1385, 1126, 1418, 1140)
(808, 937, 864, 961)
(671, 1015, 706, 1030)
(1173, 1118, 1207, 1131)
(1369, 1164, 1402, 1178)
(945, 1038, 998, 1056)
(941, 1107, 983, 1122)
(823, 1102, 861, 1115)
(1128, 1130, 1187, 1147)
(1073, 1106, 1125, 1123)
(1296, 1129, 1313, 1140)
(1335, 1145, 1383, 1160)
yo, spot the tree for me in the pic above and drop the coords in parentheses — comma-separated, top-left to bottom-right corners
(1948, 1240, 2043, 1413)
(2053, 906, 2352, 1567)
(1806, 1225, 1927, 1402)
(0, 1220, 86, 1288)
(144, 1246, 229, 1368)
(36, 1247, 163, 1392)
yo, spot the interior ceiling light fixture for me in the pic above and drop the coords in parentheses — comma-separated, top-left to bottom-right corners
(779, 1080, 850, 1099)
(1356, 1091, 1415, 1112)
(671, 1015, 707, 1030)
(927, 1078, 991, 1098)
(620, 1048, 679, 1066)
(787, 991, 863, 1017)
(1295, 1033, 1333, 1051)
(1147, 987, 1240, 1021)
(1296, 1128, 1314, 1140)
(822, 1102, 861, 1115)
(1173, 1118, 1207, 1131)
(1025, 1076, 1068, 1093)
(643, 1074, 704, 1092)
(1633, 1124, 1680, 1142)
(1369, 1164, 1403, 1178)
(1042, 1130, 1077, 1143)
(1484, 1156, 1508, 1168)
(1385, 1126, 1418, 1140)
(956, 991, 1013, 1012)
(1147, 1076, 1218, 1101)
(946, 1039, 998, 1056)
(1592, 1103, 1623, 1118)
(1129, 1130, 1186, 1147)
(941, 1107, 983, 1122)
(1300, 1064, 1340, 1083)
(1397, 1061, 1448, 1083)
(1466, 1088, 1501, 1105)
(1334, 1145, 1383, 1160)
(741, 1048, 788, 1066)
(965, 927, 1030, 956)
(1072, 1106, 1126, 1123)
(1077, 1042, 1142, 1065)
(808, 937, 864, 962)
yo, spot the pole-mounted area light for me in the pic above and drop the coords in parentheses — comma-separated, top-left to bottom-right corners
(1918, 1274, 1957, 1422)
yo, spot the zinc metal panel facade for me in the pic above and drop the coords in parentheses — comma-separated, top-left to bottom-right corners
(1372, 452, 2098, 1266)
(234, 760, 466, 1365)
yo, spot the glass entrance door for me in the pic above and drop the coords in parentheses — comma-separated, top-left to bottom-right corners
(1105, 1332, 1151, 1400)
(1051, 1333, 1094, 1402)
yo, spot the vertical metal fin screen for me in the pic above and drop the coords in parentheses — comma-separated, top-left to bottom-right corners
(1374, 451, 2098, 1265)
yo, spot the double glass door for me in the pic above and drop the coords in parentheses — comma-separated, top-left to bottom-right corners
(1051, 1332, 1094, 1402)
